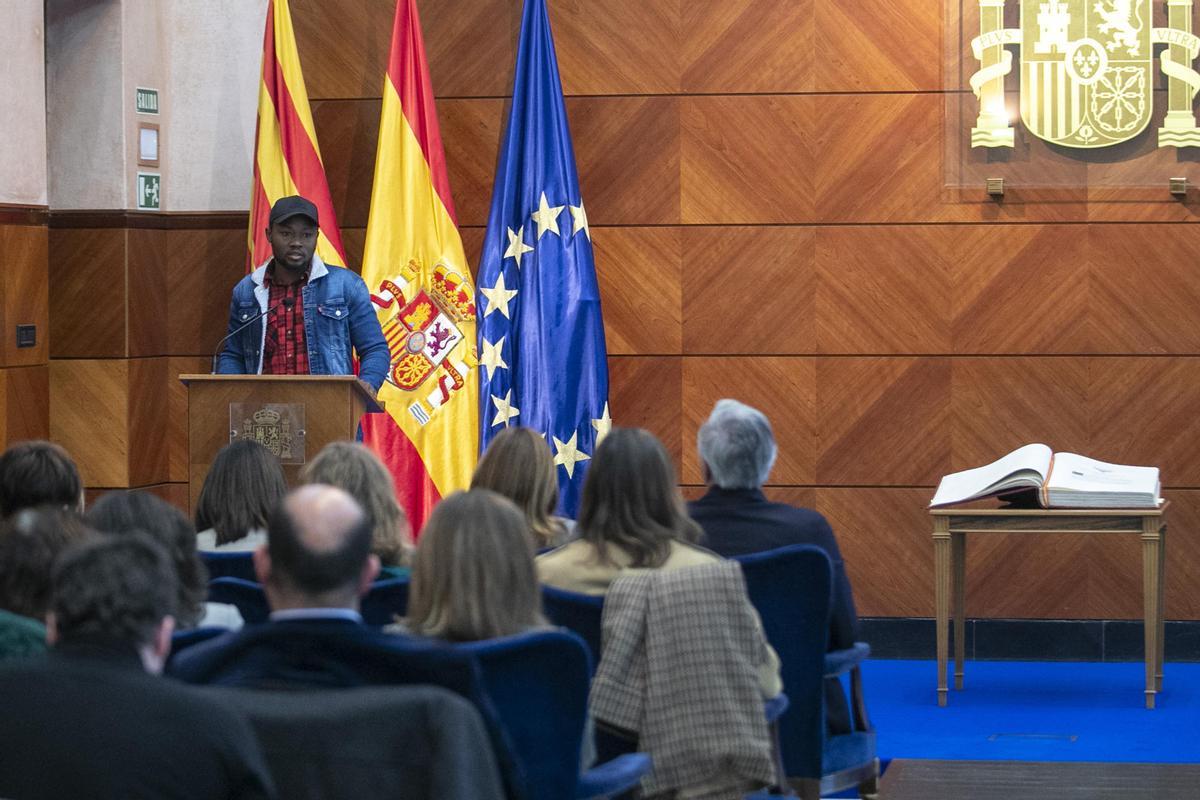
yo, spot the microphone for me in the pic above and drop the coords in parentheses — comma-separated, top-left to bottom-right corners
(210, 296, 296, 374)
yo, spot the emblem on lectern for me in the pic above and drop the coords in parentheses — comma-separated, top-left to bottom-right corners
(969, 0, 1200, 148)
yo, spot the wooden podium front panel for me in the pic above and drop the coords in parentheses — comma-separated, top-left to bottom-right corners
(186, 379, 363, 510)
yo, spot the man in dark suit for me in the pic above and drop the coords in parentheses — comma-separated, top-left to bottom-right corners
(687, 399, 859, 733)
(0, 534, 275, 800)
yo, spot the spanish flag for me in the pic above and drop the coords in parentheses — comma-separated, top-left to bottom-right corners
(247, 0, 347, 269)
(359, 0, 479, 532)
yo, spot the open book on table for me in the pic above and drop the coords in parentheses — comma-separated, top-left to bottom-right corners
(930, 443, 1162, 509)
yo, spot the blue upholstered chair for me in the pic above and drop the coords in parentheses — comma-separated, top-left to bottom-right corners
(540, 586, 604, 660)
(455, 629, 650, 800)
(169, 626, 226, 658)
(734, 545, 878, 799)
(199, 550, 257, 581)
(360, 577, 410, 627)
(207, 577, 270, 624)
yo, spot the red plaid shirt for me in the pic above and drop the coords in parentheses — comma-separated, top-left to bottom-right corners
(261, 263, 310, 376)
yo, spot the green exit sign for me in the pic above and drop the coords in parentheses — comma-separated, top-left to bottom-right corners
(135, 87, 159, 114)
(137, 172, 160, 211)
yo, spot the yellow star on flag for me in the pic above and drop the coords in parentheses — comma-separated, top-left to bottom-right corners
(552, 431, 591, 478)
(530, 191, 564, 238)
(479, 335, 508, 380)
(480, 272, 519, 319)
(590, 402, 612, 446)
(504, 225, 535, 268)
(569, 202, 590, 241)
(490, 389, 520, 428)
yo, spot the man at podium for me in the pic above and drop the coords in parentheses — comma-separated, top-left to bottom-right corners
(215, 195, 390, 391)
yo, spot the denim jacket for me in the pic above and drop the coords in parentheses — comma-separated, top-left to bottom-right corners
(216, 255, 390, 390)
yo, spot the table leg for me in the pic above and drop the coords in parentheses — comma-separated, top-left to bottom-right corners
(1157, 523, 1166, 693)
(952, 531, 966, 691)
(934, 519, 951, 707)
(1142, 522, 1161, 710)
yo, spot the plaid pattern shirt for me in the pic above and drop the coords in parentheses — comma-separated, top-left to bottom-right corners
(262, 263, 310, 376)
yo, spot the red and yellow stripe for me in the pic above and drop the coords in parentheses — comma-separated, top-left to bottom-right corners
(359, 0, 479, 533)
(247, 0, 346, 269)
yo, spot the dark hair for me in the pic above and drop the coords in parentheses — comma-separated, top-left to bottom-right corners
(51, 534, 177, 648)
(0, 507, 92, 619)
(576, 428, 701, 568)
(0, 441, 82, 518)
(471, 427, 565, 548)
(268, 494, 372, 596)
(407, 490, 544, 641)
(195, 439, 288, 546)
(86, 492, 207, 628)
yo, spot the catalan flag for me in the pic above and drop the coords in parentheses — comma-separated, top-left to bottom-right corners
(359, 0, 479, 532)
(477, 0, 609, 516)
(247, 0, 347, 269)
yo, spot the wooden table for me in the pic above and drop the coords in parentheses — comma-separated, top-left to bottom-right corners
(931, 503, 1167, 708)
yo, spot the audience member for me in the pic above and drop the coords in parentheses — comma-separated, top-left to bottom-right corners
(87, 491, 242, 629)
(400, 489, 545, 641)
(0, 440, 82, 518)
(195, 439, 287, 551)
(471, 426, 570, 548)
(687, 399, 859, 733)
(301, 441, 411, 577)
(0, 535, 275, 799)
(0, 507, 92, 661)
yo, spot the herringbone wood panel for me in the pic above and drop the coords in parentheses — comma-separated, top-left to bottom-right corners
(682, 357, 816, 486)
(51, 359, 131, 487)
(438, 99, 506, 227)
(291, 0, 391, 100)
(682, 226, 816, 354)
(167, 228, 247, 356)
(681, 0, 812, 93)
(312, 98, 386, 230)
(553, 0, 680, 95)
(0, 366, 49, 447)
(594, 227, 682, 356)
(128, 229, 167, 358)
(608, 356, 682, 475)
(48, 228, 126, 358)
(815, 0, 939, 92)
(0, 224, 48, 367)
(168, 357, 208, 484)
(128, 358, 170, 487)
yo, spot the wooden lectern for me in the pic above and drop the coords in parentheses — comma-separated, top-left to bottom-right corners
(179, 375, 384, 510)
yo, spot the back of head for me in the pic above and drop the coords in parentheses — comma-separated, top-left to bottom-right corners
(471, 426, 564, 548)
(408, 489, 543, 641)
(51, 534, 177, 649)
(86, 492, 207, 628)
(195, 439, 287, 546)
(300, 442, 410, 567)
(0, 441, 82, 518)
(696, 399, 777, 490)
(267, 484, 373, 605)
(577, 428, 701, 568)
(0, 507, 92, 620)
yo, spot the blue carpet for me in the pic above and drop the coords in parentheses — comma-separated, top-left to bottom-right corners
(861, 659, 1200, 763)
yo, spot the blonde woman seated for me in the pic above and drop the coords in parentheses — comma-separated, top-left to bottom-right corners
(471, 427, 571, 549)
(394, 489, 545, 640)
(301, 441, 412, 579)
(194, 439, 287, 552)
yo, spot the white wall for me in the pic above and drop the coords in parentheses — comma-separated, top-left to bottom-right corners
(0, 1, 49, 206)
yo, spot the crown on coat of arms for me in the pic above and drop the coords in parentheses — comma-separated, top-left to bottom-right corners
(430, 265, 476, 323)
(253, 408, 281, 426)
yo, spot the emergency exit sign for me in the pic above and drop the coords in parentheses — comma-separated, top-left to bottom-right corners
(135, 87, 159, 114)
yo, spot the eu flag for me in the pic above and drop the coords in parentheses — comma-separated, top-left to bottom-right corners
(477, 0, 610, 516)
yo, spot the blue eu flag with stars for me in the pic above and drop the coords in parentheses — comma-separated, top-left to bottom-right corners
(477, 0, 610, 517)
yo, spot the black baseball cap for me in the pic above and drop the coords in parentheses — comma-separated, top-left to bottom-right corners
(269, 195, 319, 226)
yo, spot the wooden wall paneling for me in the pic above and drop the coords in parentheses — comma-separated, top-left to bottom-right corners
(815, 226, 952, 355)
(814, 0, 940, 92)
(127, 358, 170, 487)
(569, 97, 681, 226)
(963, 532, 1094, 618)
(127, 228, 167, 358)
(423, 0, 519, 98)
(436, 99, 506, 227)
(682, 226, 815, 354)
(608, 355, 682, 474)
(0, 224, 49, 367)
(1162, 490, 1200, 620)
(167, 357, 208, 485)
(1087, 224, 1200, 354)
(291, 0, 392, 100)
(340, 228, 365, 273)
(311, 99, 385, 230)
(166, 228, 247, 355)
(1087, 357, 1200, 487)
(50, 359, 130, 487)
(48, 228, 126, 358)
(950, 358, 1089, 472)
(593, 226, 681, 356)
(815, 487, 935, 618)
(949, 224, 1090, 353)
(0, 366, 50, 446)
(680, 95, 812, 224)
(551, 0, 681, 95)
(682, 356, 816, 485)
(681, 0, 813, 93)
(815, 356, 951, 486)
(460, 226, 486, 280)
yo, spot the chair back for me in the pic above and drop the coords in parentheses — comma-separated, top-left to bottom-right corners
(734, 545, 833, 778)
(200, 551, 257, 581)
(455, 630, 592, 800)
(170, 626, 226, 658)
(361, 577, 409, 626)
(207, 684, 505, 800)
(207, 577, 270, 624)
(540, 585, 604, 661)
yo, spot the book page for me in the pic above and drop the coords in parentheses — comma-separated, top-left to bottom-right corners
(1048, 453, 1160, 499)
(930, 443, 1053, 507)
